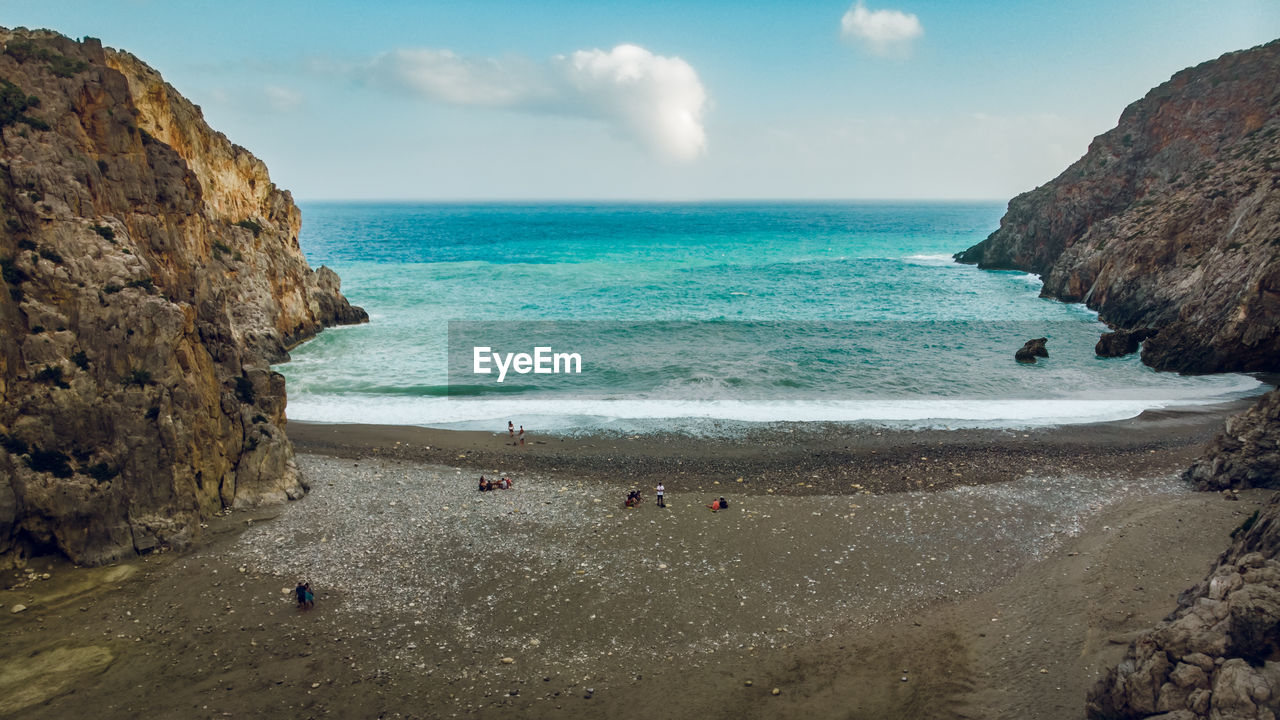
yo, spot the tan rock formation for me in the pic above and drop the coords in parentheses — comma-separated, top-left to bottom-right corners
(0, 29, 366, 566)
(1088, 507, 1280, 720)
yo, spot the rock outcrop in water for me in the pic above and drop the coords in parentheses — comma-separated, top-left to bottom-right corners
(955, 38, 1280, 497)
(1015, 337, 1048, 364)
(1096, 328, 1157, 359)
(955, 39, 1280, 376)
(0, 29, 366, 566)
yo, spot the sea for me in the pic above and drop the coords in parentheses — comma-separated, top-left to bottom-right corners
(277, 202, 1263, 433)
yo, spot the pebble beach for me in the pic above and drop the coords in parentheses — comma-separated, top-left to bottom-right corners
(0, 405, 1268, 719)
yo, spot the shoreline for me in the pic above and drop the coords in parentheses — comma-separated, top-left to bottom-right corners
(287, 397, 1258, 496)
(1, 396, 1270, 719)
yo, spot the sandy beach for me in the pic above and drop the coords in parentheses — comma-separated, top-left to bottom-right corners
(0, 401, 1272, 719)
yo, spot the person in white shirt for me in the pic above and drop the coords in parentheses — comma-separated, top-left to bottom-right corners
(655, 482, 666, 508)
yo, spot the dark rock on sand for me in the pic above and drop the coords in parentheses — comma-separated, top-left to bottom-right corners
(1096, 328, 1157, 358)
(1185, 389, 1280, 492)
(1015, 337, 1049, 364)
(1087, 497, 1280, 720)
(0, 29, 366, 567)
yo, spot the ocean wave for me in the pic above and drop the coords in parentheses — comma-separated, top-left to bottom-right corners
(285, 379, 1264, 432)
(901, 253, 961, 266)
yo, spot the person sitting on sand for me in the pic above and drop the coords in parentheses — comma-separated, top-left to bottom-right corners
(500, 477, 512, 490)
(478, 476, 489, 492)
(625, 490, 642, 508)
(707, 497, 729, 512)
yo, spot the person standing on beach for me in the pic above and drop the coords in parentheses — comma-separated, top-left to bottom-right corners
(508, 421, 514, 438)
(518, 425, 525, 446)
(296, 581, 314, 610)
(656, 482, 666, 508)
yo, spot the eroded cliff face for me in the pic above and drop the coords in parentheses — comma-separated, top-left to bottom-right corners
(956, 39, 1280, 375)
(954, 37, 1280, 719)
(0, 29, 366, 566)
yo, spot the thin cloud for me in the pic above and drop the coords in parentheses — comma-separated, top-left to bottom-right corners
(368, 49, 553, 107)
(840, 1, 924, 58)
(361, 43, 708, 162)
(204, 85, 305, 114)
(263, 86, 304, 112)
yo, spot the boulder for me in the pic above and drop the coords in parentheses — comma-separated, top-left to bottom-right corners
(1096, 328, 1157, 358)
(1185, 389, 1280, 491)
(1015, 337, 1049, 364)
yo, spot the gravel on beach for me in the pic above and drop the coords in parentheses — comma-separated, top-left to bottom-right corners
(0, 403, 1268, 719)
(228, 453, 1197, 708)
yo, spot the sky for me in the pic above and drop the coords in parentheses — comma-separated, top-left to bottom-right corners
(5, 1, 1279, 201)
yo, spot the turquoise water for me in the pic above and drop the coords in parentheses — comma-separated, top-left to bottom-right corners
(279, 202, 1261, 431)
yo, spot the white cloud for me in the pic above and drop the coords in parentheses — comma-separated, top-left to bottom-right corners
(362, 44, 708, 162)
(557, 44, 707, 162)
(840, 2, 924, 58)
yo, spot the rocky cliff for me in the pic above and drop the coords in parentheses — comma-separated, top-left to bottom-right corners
(956, 39, 1280, 375)
(1187, 389, 1280, 492)
(0, 29, 366, 567)
(948, 36, 1280, 720)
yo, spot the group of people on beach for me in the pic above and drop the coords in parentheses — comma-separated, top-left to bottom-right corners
(626, 482, 666, 508)
(294, 581, 314, 610)
(622, 483, 725, 511)
(478, 475, 513, 491)
(507, 421, 525, 446)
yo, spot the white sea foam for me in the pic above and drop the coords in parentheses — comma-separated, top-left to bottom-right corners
(901, 253, 961, 266)
(286, 375, 1264, 432)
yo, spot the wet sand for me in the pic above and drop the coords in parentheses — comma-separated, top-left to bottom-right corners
(0, 402, 1272, 719)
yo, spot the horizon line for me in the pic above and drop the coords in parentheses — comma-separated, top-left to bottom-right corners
(293, 197, 1012, 205)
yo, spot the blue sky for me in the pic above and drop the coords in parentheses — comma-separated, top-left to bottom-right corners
(6, 1, 1278, 200)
